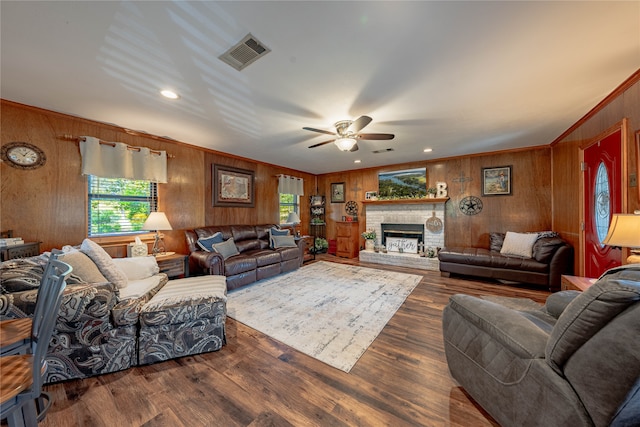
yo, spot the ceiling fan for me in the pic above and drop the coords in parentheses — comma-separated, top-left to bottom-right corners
(303, 115, 395, 152)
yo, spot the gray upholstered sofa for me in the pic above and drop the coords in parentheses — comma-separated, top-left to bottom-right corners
(185, 224, 304, 290)
(442, 265, 640, 426)
(1, 243, 226, 383)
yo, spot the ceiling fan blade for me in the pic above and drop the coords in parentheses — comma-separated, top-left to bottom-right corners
(350, 143, 359, 152)
(303, 127, 336, 136)
(357, 133, 395, 140)
(308, 139, 335, 148)
(349, 115, 372, 133)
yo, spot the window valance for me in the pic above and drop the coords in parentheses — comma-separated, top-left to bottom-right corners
(79, 136, 168, 183)
(278, 175, 304, 196)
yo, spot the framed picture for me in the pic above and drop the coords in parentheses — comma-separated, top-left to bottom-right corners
(365, 191, 378, 200)
(212, 164, 255, 207)
(310, 195, 325, 206)
(331, 182, 345, 203)
(636, 130, 640, 199)
(482, 165, 512, 196)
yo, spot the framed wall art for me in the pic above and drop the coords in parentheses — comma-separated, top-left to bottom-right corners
(212, 164, 255, 207)
(482, 165, 512, 196)
(331, 182, 345, 203)
(637, 130, 640, 199)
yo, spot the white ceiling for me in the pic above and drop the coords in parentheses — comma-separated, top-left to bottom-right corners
(1, 1, 638, 174)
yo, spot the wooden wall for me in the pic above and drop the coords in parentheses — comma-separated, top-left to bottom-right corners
(551, 72, 640, 275)
(0, 100, 314, 255)
(2, 69, 637, 264)
(317, 146, 552, 250)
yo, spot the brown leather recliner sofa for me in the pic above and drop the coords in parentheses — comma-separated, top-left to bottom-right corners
(185, 224, 304, 290)
(438, 232, 573, 291)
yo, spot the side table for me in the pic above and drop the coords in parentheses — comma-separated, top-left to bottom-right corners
(155, 253, 189, 279)
(561, 275, 596, 292)
(0, 242, 41, 261)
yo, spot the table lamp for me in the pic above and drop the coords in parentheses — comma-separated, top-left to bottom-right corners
(602, 213, 640, 264)
(287, 211, 301, 237)
(142, 212, 173, 255)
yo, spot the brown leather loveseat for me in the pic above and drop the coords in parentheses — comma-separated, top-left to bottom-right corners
(438, 232, 573, 291)
(185, 224, 304, 290)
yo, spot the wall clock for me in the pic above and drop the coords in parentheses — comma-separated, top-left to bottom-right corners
(345, 200, 358, 216)
(1, 142, 46, 170)
(459, 196, 483, 215)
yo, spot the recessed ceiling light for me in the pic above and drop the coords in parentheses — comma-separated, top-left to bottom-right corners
(160, 89, 179, 99)
(423, 148, 433, 153)
(354, 160, 361, 163)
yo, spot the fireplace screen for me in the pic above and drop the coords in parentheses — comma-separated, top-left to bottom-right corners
(381, 223, 424, 252)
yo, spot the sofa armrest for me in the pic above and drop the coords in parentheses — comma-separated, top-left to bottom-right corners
(548, 245, 574, 291)
(1, 281, 118, 323)
(444, 294, 549, 358)
(189, 250, 224, 275)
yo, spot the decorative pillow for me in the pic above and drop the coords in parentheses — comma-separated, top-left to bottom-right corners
(490, 232, 506, 252)
(272, 234, 297, 249)
(112, 256, 159, 281)
(269, 227, 290, 248)
(197, 232, 224, 252)
(537, 231, 560, 240)
(500, 232, 539, 258)
(212, 238, 240, 260)
(80, 239, 128, 289)
(533, 237, 566, 263)
(58, 251, 108, 283)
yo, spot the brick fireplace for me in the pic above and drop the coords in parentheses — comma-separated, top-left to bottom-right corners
(359, 200, 447, 271)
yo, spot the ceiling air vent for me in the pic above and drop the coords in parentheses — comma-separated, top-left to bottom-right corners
(372, 148, 395, 154)
(219, 33, 271, 71)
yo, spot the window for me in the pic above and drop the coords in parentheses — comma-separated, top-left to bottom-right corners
(88, 176, 157, 236)
(594, 162, 611, 246)
(279, 193, 298, 224)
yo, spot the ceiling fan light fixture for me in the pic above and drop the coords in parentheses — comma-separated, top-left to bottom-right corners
(334, 137, 357, 151)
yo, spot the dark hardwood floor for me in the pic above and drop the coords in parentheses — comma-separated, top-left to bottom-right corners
(40, 255, 551, 427)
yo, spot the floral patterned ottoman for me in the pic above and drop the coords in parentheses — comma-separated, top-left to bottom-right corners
(137, 275, 227, 365)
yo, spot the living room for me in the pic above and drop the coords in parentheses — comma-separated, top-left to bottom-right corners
(1, 2, 640, 426)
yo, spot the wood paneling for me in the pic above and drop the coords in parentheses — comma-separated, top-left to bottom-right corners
(551, 76, 640, 275)
(317, 148, 552, 250)
(0, 100, 314, 254)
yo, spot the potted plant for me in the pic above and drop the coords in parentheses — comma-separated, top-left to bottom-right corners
(311, 237, 328, 254)
(361, 230, 376, 251)
(427, 187, 437, 198)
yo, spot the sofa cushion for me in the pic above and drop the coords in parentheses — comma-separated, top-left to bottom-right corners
(235, 238, 260, 253)
(500, 232, 539, 258)
(232, 225, 258, 242)
(272, 234, 297, 248)
(489, 232, 505, 252)
(212, 238, 240, 260)
(80, 239, 128, 289)
(246, 250, 282, 267)
(58, 251, 108, 283)
(113, 256, 159, 281)
(269, 227, 290, 248)
(197, 232, 224, 251)
(277, 246, 301, 262)
(224, 255, 257, 276)
(533, 237, 566, 263)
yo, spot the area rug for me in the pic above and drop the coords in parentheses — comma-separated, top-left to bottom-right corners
(226, 261, 422, 372)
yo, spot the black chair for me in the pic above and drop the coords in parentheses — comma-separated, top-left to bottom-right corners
(0, 258, 72, 427)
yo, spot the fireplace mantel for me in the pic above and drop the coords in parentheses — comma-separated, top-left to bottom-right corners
(362, 197, 449, 205)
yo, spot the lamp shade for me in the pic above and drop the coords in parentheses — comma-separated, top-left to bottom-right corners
(142, 212, 173, 231)
(602, 214, 640, 248)
(287, 211, 301, 224)
(334, 138, 357, 151)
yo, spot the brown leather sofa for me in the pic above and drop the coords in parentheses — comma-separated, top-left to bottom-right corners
(438, 232, 573, 291)
(185, 224, 304, 290)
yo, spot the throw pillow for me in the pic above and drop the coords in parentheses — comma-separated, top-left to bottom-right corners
(58, 251, 108, 283)
(272, 234, 297, 248)
(80, 239, 128, 289)
(500, 232, 539, 258)
(197, 232, 224, 252)
(269, 227, 289, 248)
(212, 238, 240, 260)
(112, 256, 159, 281)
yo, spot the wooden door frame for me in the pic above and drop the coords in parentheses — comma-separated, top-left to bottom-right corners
(578, 118, 629, 276)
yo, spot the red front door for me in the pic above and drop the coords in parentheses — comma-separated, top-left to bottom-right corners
(583, 129, 622, 278)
